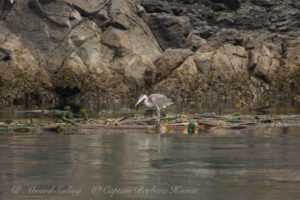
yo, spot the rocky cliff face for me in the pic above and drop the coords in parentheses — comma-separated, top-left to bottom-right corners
(0, 0, 299, 104)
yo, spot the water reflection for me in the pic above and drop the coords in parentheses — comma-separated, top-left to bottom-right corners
(0, 126, 300, 200)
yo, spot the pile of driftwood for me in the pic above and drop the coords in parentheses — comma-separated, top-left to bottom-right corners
(1, 109, 300, 134)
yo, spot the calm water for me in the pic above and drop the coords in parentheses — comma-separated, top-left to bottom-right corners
(0, 126, 300, 200)
(1, 100, 300, 200)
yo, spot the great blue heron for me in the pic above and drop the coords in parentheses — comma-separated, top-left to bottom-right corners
(135, 94, 173, 124)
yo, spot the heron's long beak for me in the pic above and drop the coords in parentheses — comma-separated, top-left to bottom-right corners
(135, 98, 143, 107)
(135, 101, 141, 107)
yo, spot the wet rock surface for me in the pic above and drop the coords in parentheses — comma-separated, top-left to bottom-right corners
(0, 0, 300, 105)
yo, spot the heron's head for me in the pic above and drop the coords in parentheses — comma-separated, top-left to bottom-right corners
(135, 94, 147, 107)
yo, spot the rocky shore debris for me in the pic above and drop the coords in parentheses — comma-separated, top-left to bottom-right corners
(1, 106, 300, 135)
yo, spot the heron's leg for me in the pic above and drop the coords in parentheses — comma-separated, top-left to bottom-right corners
(155, 107, 160, 125)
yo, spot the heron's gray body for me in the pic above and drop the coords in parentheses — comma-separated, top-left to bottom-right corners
(135, 93, 173, 124)
(147, 94, 173, 109)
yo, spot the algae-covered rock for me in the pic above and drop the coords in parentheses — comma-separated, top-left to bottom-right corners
(155, 48, 193, 81)
(1, 0, 300, 104)
(194, 43, 248, 81)
(0, 0, 160, 104)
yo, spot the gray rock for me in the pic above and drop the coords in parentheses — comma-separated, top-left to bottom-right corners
(147, 13, 191, 50)
(251, 0, 273, 8)
(66, 0, 106, 14)
(155, 48, 193, 81)
(1, 0, 300, 103)
(0, 0, 162, 103)
(193, 43, 248, 80)
(140, 0, 171, 14)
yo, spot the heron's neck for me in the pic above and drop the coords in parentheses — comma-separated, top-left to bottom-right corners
(144, 97, 154, 107)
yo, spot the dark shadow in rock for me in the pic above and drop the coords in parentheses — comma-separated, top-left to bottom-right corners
(0, 0, 14, 20)
(0, 48, 11, 61)
(54, 87, 81, 99)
